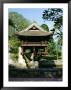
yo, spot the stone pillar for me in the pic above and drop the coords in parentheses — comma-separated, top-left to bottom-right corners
(18, 47, 27, 68)
(30, 47, 39, 68)
(33, 47, 36, 54)
(30, 47, 35, 60)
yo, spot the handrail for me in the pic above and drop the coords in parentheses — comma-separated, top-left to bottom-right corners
(21, 41, 47, 45)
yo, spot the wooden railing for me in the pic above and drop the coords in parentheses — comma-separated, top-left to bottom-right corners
(21, 41, 47, 46)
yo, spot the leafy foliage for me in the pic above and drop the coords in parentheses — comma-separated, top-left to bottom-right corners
(9, 12, 30, 39)
(42, 9, 63, 29)
(9, 37, 20, 53)
(41, 24, 49, 31)
(42, 9, 63, 46)
(41, 23, 57, 56)
(42, 9, 63, 59)
(48, 41, 56, 55)
(8, 12, 30, 61)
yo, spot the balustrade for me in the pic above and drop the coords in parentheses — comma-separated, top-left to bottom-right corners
(21, 41, 47, 46)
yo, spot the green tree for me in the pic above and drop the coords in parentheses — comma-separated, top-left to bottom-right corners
(42, 9, 63, 29)
(41, 24, 49, 31)
(9, 12, 30, 39)
(41, 24, 56, 56)
(42, 8, 63, 46)
(48, 40, 56, 55)
(42, 9, 63, 59)
(8, 12, 30, 61)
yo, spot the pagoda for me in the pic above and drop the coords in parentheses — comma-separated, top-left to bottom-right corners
(15, 22, 53, 68)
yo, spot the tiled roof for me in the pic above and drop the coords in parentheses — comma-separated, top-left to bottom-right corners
(15, 22, 53, 36)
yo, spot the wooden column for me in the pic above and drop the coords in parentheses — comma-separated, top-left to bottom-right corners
(44, 46, 48, 55)
(33, 47, 36, 55)
(33, 47, 36, 60)
(21, 46, 24, 56)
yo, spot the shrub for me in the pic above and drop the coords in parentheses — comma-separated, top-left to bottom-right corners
(10, 53, 18, 62)
(39, 60, 56, 68)
(39, 55, 57, 60)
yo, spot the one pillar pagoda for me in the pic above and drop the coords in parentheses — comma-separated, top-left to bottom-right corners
(15, 22, 53, 68)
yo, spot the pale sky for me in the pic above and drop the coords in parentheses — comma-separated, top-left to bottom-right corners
(8, 8, 54, 30)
